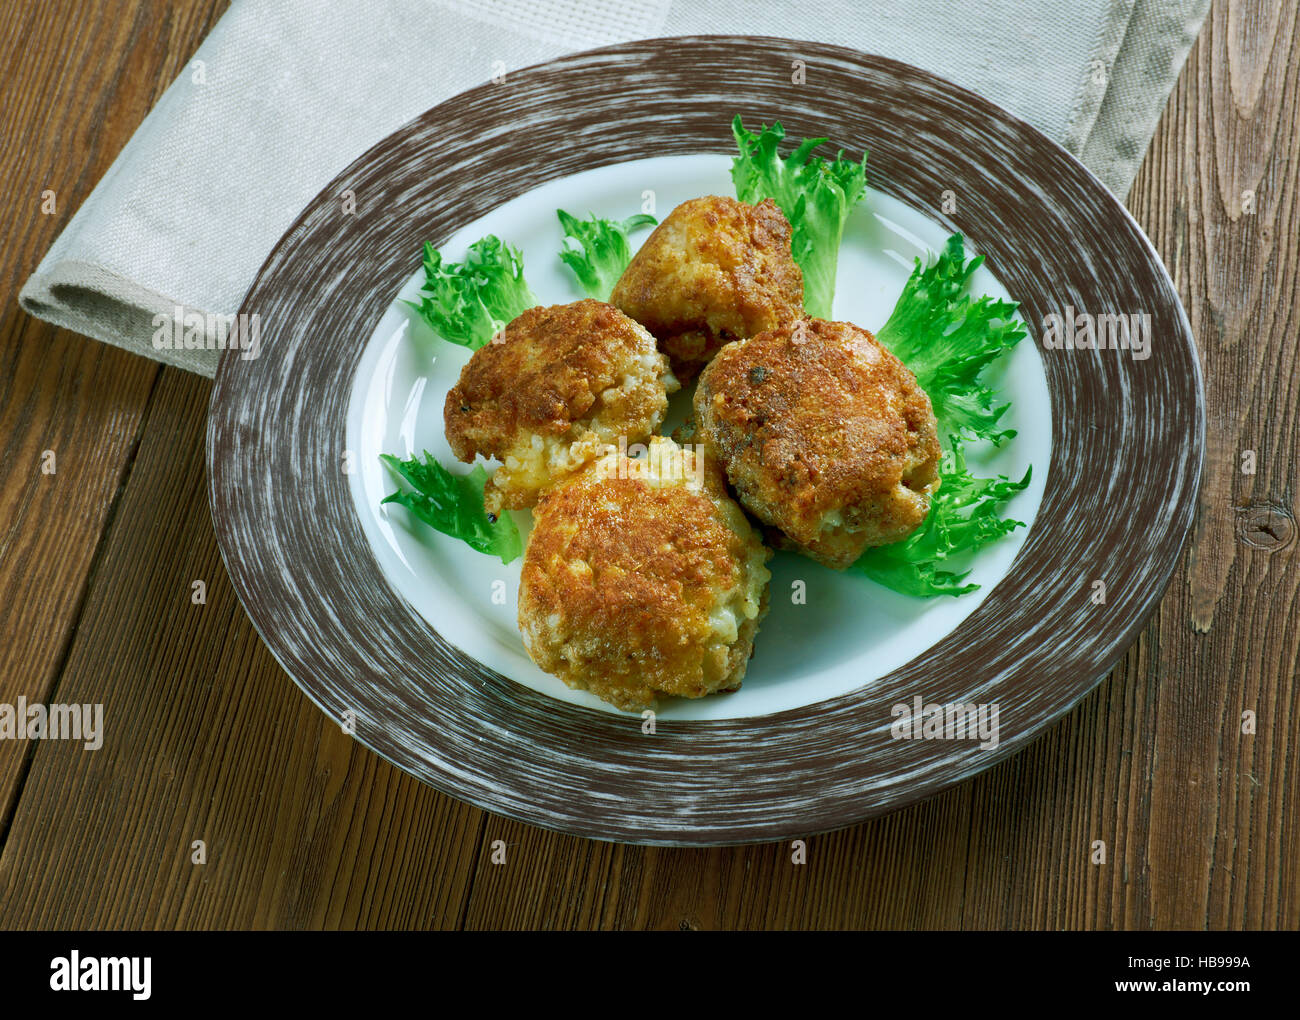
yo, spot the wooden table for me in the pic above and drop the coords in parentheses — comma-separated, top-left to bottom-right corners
(1, 0, 1296, 930)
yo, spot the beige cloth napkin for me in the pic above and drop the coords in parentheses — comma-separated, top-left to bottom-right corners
(19, 0, 1211, 377)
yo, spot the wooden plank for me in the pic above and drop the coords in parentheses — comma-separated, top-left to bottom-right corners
(0, 0, 232, 827)
(0, 368, 485, 928)
(460, 783, 974, 929)
(1131, 0, 1300, 930)
(0, 325, 157, 830)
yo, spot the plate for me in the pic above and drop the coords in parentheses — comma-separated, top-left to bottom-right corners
(351, 154, 1051, 720)
(208, 36, 1203, 845)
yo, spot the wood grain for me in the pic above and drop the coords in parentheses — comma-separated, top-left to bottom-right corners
(0, 368, 484, 929)
(1133, 0, 1300, 929)
(0, 0, 229, 836)
(0, 0, 1296, 928)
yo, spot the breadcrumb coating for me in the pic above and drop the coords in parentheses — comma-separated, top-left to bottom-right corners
(444, 299, 678, 515)
(517, 438, 772, 711)
(611, 196, 804, 379)
(695, 317, 941, 569)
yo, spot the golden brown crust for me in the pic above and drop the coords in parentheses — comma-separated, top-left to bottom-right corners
(694, 317, 941, 569)
(517, 439, 771, 712)
(443, 299, 677, 513)
(610, 196, 804, 379)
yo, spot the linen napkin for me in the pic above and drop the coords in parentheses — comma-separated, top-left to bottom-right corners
(19, 0, 1211, 377)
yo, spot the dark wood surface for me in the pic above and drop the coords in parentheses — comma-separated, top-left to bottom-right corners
(0, 0, 1295, 929)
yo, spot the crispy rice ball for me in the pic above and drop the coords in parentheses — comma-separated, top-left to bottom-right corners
(610, 195, 804, 379)
(518, 437, 772, 712)
(444, 299, 679, 515)
(695, 317, 942, 569)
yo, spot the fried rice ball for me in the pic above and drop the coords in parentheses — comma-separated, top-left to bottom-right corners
(444, 299, 679, 516)
(694, 317, 941, 569)
(517, 437, 772, 712)
(610, 195, 804, 379)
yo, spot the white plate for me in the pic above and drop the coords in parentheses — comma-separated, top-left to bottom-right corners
(347, 154, 1050, 720)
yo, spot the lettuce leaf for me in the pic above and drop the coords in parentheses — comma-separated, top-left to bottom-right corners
(854, 439, 1030, 596)
(380, 452, 522, 564)
(557, 209, 657, 300)
(856, 233, 1031, 597)
(730, 116, 868, 319)
(404, 236, 537, 350)
(876, 234, 1026, 445)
